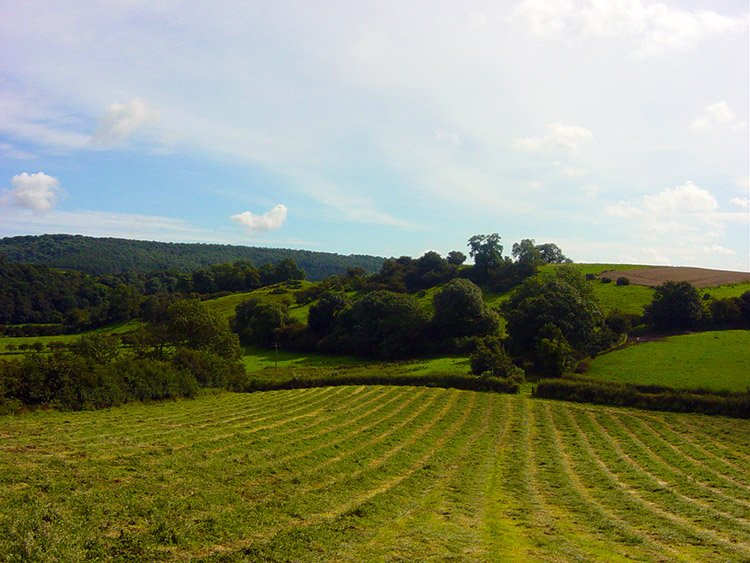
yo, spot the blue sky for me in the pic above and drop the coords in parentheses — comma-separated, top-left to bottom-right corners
(1, 1, 748, 270)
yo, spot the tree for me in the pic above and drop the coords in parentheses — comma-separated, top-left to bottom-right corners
(504, 267, 604, 375)
(511, 239, 542, 265)
(233, 298, 297, 344)
(335, 290, 427, 359)
(308, 292, 348, 336)
(446, 251, 466, 266)
(166, 299, 241, 358)
(431, 278, 499, 338)
(644, 281, 706, 331)
(536, 243, 570, 264)
(467, 233, 504, 277)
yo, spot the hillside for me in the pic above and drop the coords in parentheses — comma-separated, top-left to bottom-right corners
(0, 234, 384, 281)
(596, 266, 750, 288)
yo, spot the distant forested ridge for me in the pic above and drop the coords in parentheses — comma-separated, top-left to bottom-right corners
(0, 234, 384, 280)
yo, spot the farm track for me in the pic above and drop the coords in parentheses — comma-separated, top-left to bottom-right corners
(0, 388, 748, 562)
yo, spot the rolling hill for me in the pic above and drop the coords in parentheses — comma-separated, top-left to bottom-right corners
(0, 234, 385, 281)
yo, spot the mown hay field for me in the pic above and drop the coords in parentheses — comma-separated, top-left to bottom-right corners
(1, 388, 749, 562)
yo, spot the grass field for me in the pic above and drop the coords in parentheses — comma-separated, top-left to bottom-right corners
(1, 388, 748, 562)
(205, 282, 315, 324)
(584, 330, 750, 392)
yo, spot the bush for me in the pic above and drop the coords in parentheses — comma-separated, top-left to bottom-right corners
(600, 277, 612, 284)
(616, 277, 630, 286)
(469, 338, 524, 381)
(171, 348, 246, 390)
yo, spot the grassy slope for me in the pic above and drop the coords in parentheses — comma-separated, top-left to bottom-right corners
(585, 330, 750, 392)
(1, 389, 748, 562)
(204, 281, 315, 323)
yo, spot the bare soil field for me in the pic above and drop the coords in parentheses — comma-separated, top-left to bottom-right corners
(597, 266, 750, 288)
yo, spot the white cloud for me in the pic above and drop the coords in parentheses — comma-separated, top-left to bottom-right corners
(231, 204, 288, 232)
(1, 172, 62, 211)
(729, 197, 749, 209)
(513, 123, 593, 153)
(555, 162, 588, 178)
(603, 181, 748, 266)
(580, 184, 600, 196)
(512, 0, 749, 58)
(690, 101, 744, 131)
(93, 97, 161, 143)
(642, 181, 718, 214)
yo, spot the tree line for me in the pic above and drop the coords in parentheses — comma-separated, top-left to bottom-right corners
(0, 234, 383, 280)
(0, 255, 305, 330)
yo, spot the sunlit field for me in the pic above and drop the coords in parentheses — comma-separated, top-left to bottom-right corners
(2, 388, 748, 562)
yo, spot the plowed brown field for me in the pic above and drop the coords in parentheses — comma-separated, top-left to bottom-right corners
(597, 266, 750, 288)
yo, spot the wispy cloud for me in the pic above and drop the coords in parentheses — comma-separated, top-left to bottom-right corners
(512, 0, 749, 58)
(513, 124, 593, 153)
(92, 97, 161, 145)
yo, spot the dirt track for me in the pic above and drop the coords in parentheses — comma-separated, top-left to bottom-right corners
(597, 266, 750, 288)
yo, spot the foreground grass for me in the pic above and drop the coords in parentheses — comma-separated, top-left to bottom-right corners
(1, 388, 748, 562)
(585, 330, 750, 392)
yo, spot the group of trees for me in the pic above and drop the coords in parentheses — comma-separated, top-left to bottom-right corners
(0, 299, 246, 412)
(0, 255, 307, 330)
(467, 234, 570, 290)
(644, 281, 750, 331)
(233, 277, 501, 361)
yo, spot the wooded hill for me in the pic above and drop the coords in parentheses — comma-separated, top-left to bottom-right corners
(0, 234, 384, 280)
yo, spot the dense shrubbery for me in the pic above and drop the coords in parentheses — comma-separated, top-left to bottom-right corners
(0, 349, 199, 412)
(0, 300, 246, 413)
(468, 338, 525, 382)
(533, 377, 750, 418)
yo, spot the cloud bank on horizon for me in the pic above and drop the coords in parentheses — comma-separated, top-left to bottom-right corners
(0, 0, 747, 271)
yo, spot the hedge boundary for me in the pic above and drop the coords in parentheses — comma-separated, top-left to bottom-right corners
(533, 377, 750, 418)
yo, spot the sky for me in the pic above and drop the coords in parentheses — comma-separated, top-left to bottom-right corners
(0, 0, 748, 271)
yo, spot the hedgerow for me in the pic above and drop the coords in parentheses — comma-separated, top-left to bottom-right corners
(533, 377, 750, 418)
(242, 370, 521, 394)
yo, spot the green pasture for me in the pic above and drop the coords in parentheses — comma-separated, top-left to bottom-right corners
(1, 389, 748, 562)
(701, 281, 750, 300)
(0, 320, 142, 357)
(584, 330, 750, 392)
(204, 281, 315, 324)
(589, 281, 654, 315)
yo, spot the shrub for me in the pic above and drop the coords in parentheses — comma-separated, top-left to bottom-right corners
(600, 277, 612, 284)
(469, 338, 524, 381)
(171, 348, 246, 390)
(616, 277, 630, 286)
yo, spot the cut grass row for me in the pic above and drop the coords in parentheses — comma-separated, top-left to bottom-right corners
(1, 388, 748, 562)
